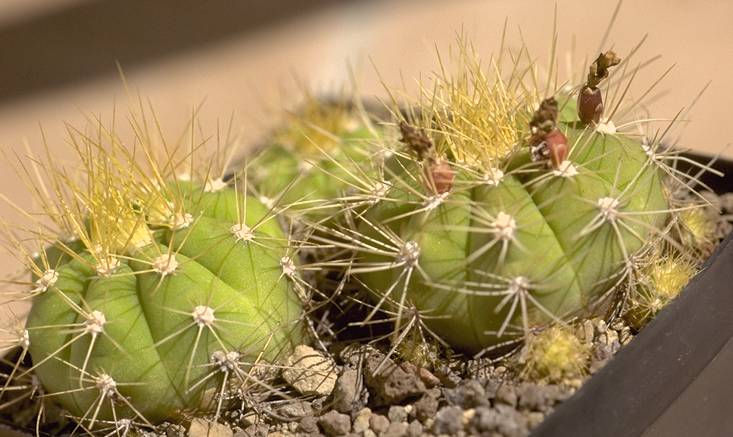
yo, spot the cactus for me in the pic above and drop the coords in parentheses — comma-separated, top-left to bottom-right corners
(306, 40, 711, 356)
(248, 97, 381, 217)
(518, 325, 590, 383)
(1, 112, 303, 429)
(624, 251, 696, 330)
(0, 22, 721, 436)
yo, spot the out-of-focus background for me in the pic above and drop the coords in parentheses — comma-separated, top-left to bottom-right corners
(0, 0, 731, 324)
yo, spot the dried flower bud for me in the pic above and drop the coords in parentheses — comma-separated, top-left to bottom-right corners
(528, 97, 568, 170)
(399, 121, 434, 161)
(578, 51, 621, 124)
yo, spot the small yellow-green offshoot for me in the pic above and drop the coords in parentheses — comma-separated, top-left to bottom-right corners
(519, 325, 590, 382)
(626, 254, 696, 329)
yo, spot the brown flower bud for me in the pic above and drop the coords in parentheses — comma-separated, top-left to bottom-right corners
(578, 85, 604, 124)
(399, 121, 434, 161)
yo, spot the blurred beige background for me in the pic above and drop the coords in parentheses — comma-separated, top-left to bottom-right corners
(0, 0, 731, 325)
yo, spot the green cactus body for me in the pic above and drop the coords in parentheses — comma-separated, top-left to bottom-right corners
(25, 186, 302, 423)
(351, 100, 668, 354)
(251, 103, 380, 214)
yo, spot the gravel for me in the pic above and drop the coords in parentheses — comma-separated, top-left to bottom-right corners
(188, 420, 234, 437)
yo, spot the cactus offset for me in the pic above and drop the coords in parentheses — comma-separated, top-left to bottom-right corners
(519, 325, 590, 383)
(249, 97, 381, 217)
(624, 252, 696, 330)
(2, 111, 303, 429)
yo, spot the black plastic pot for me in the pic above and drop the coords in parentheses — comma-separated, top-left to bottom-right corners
(533, 152, 733, 437)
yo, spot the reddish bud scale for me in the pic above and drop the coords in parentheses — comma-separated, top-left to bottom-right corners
(545, 129, 569, 169)
(426, 160, 454, 194)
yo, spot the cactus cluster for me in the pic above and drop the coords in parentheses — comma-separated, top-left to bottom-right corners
(272, 44, 710, 359)
(0, 28, 721, 435)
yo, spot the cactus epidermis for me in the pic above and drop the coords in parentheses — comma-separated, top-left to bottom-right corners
(13, 118, 303, 427)
(315, 45, 676, 355)
(249, 98, 382, 215)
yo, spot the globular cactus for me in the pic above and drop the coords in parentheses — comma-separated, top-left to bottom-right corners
(305, 41, 709, 356)
(2, 113, 303, 429)
(248, 97, 380, 217)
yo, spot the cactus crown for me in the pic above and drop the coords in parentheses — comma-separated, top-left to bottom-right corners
(397, 37, 537, 169)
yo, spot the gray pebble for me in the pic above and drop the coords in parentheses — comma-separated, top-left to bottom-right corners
(388, 405, 408, 423)
(488, 405, 529, 437)
(413, 391, 439, 422)
(517, 383, 549, 411)
(472, 407, 500, 432)
(447, 380, 487, 408)
(495, 384, 517, 407)
(484, 379, 500, 400)
(542, 385, 565, 405)
(312, 397, 328, 411)
(382, 422, 408, 437)
(318, 411, 351, 436)
(526, 411, 546, 429)
(333, 368, 361, 413)
(432, 406, 463, 435)
(163, 423, 187, 437)
(494, 404, 529, 437)
(369, 414, 390, 433)
(590, 343, 615, 373)
(364, 353, 426, 405)
(352, 408, 372, 433)
(277, 400, 314, 420)
(406, 421, 423, 437)
(298, 416, 319, 434)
